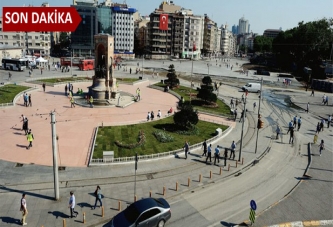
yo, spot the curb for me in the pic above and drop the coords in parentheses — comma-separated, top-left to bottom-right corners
(263, 219, 333, 227)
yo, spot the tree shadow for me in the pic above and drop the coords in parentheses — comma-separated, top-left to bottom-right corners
(48, 211, 69, 219)
(153, 123, 181, 132)
(0, 185, 54, 201)
(0, 216, 21, 225)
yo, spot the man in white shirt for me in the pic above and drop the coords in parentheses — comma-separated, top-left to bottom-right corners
(328, 115, 331, 128)
(68, 191, 79, 218)
(20, 193, 28, 225)
(214, 146, 220, 165)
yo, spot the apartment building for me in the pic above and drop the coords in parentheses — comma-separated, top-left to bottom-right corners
(203, 15, 220, 57)
(220, 24, 237, 56)
(263, 29, 282, 39)
(134, 15, 150, 56)
(111, 4, 136, 58)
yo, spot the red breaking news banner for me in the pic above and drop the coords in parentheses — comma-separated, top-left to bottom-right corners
(159, 14, 168, 31)
(2, 7, 82, 32)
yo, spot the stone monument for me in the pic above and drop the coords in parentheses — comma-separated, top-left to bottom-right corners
(90, 34, 119, 100)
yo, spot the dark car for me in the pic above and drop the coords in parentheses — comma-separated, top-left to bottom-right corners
(111, 198, 171, 227)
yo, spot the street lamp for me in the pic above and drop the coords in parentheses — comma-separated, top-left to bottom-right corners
(71, 49, 73, 76)
(190, 58, 193, 104)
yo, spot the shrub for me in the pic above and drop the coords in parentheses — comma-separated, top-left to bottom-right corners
(153, 130, 174, 143)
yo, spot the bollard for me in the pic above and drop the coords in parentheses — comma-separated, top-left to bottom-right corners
(134, 195, 137, 202)
(63, 219, 66, 227)
(210, 170, 212, 179)
(219, 167, 222, 175)
(228, 164, 230, 171)
(118, 201, 121, 211)
(242, 157, 244, 165)
(236, 160, 238, 168)
(163, 186, 166, 196)
(83, 212, 86, 224)
(176, 182, 179, 191)
(199, 174, 202, 182)
(101, 206, 104, 217)
(149, 191, 152, 198)
(188, 177, 191, 187)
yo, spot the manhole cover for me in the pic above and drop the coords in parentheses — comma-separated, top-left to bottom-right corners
(58, 166, 66, 171)
(146, 173, 154, 180)
(15, 163, 23, 167)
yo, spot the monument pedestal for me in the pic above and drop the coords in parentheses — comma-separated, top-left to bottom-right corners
(92, 78, 107, 99)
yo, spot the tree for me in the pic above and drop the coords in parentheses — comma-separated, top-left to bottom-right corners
(173, 103, 198, 129)
(272, 18, 333, 77)
(166, 64, 179, 88)
(197, 76, 217, 103)
(253, 36, 273, 53)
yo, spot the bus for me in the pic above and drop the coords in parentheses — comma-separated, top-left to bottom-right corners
(1, 58, 28, 71)
(79, 59, 94, 71)
(60, 57, 85, 67)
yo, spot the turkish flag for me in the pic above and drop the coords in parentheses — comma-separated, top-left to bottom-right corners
(159, 14, 168, 30)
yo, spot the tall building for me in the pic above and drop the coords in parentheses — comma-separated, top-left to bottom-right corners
(111, 3, 136, 58)
(71, 1, 98, 56)
(232, 24, 238, 35)
(134, 15, 150, 56)
(238, 17, 249, 34)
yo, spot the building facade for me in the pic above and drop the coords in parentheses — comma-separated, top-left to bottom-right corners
(203, 15, 220, 57)
(238, 17, 249, 34)
(220, 24, 237, 56)
(111, 4, 136, 59)
(263, 29, 282, 38)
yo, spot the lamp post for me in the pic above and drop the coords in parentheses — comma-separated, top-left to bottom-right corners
(254, 78, 264, 154)
(238, 96, 246, 161)
(190, 58, 193, 104)
(71, 49, 73, 76)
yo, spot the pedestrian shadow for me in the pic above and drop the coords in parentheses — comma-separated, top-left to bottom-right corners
(16, 144, 27, 149)
(13, 132, 24, 135)
(0, 216, 21, 225)
(220, 221, 238, 226)
(0, 185, 54, 201)
(77, 202, 92, 208)
(11, 127, 22, 131)
(48, 211, 69, 219)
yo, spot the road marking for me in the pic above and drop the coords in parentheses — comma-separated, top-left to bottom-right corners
(263, 220, 333, 227)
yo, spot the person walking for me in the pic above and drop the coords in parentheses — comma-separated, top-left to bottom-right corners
(276, 125, 281, 140)
(325, 96, 329, 106)
(136, 88, 141, 101)
(316, 122, 321, 134)
(287, 120, 293, 134)
(322, 94, 326, 104)
(28, 94, 32, 107)
(42, 83, 46, 92)
(20, 193, 28, 225)
(328, 115, 331, 128)
(206, 144, 212, 163)
(214, 145, 220, 165)
(253, 102, 257, 111)
(319, 140, 324, 156)
(310, 89, 314, 96)
(293, 116, 297, 127)
(183, 141, 189, 159)
(230, 141, 236, 160)
(297, 117, 302, 131)
(89, 96, 94, 108)
(70, 97, 75, 108)
(306, 102, 309, 113)
(289, 127, 294, 144)
(146, 112, 150, 121)
(157, 110, 162, 119)
(68, 191, 79, 218)
(320, 119, 325, 132)
(151, 111, 155, 120)
(201, 139, 207, 157)
(223, 148, 228, 166)
(26, 129, 34, 149)
(313, 132, 318, 144)
(92, 185, 102, 209)
(65, 84, 68, 96)
(234, 109, 238, 121)
(230, 98, 234, 109)
(23, 118, 29, 135)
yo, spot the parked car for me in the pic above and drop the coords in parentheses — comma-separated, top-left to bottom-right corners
(111, 198, 171, 227)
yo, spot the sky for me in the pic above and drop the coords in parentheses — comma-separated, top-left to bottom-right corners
(1, 0, 332, 34)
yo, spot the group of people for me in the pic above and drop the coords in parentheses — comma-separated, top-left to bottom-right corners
(146, 110, 162, 121)
(322, 94, 329, 105)
(23, 93, 32, 107)
(21, 114, 34, 149)
(65, 83, 74, 96)
(19, 185, 103, 225)
(198, 140, 237, 166)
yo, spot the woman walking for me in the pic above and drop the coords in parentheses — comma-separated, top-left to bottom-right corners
(92, 185, 102, 209)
